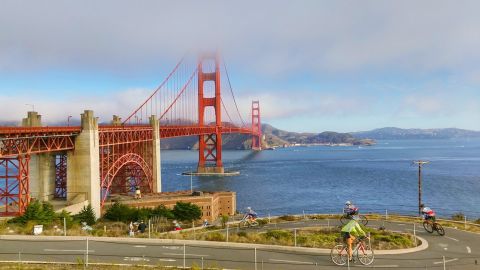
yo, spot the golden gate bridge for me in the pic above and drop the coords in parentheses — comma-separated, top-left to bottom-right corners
(0, 53, 262, 217)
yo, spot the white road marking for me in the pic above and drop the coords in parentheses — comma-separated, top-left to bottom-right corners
(158, 258, 176, 262)
(269, 259, 312, 265)
(44, 249, 94, 253)
(163, 253, 210, 257)
(467, 246, 471, 253)
(123, 257, 150, 262)
(433, 258, 458, 264)
(445, 236, 459, 242)
(133, 245, 147, 248)
(357, 265, 399, 268)
(162, 246, 182, 250)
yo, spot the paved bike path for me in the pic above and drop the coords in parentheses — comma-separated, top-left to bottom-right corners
(0, 219, 479, 269)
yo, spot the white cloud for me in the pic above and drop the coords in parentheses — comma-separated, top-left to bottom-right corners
(1, 1, 480, 77)
(0, 89, 151, 124)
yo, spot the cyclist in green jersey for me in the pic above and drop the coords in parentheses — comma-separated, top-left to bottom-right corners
(341, 216, 367, 261)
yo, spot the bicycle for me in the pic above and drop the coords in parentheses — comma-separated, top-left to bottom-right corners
(331, 237, 374, 266)
(340, 214, 368, 226)
(238, 215, 259, 228)
(423, 220, 445, 236)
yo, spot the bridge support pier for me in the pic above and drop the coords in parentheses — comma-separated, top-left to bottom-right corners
(22, 112, 56, 202)
(67, 110, 101, 218)
(150, 115, 162, 193)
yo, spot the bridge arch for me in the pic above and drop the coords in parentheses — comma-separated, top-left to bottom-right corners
(100, 153, 153, 206)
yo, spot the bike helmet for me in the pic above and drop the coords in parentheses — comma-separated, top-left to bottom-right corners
(247, 206, 251, 210)
(345, 201, 351, 205)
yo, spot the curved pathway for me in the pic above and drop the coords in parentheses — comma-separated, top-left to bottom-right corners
(0, 219, 479, 269)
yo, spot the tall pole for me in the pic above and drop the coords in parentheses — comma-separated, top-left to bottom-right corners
(413, 160, 429, 215)
(67, 115, 72, 126)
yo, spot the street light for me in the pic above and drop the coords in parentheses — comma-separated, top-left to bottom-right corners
(25, 103, 35, 112)
(413, 160, 429, 215)
(67, 116, 72, 126)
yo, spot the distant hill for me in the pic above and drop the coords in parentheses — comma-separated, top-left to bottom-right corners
(353, 127, 480, 140)
(261, 124, 375, 147)
(161, 124, 376, 150)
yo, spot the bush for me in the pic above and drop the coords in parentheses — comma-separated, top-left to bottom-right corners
(103, 202, 134, 222)
(57, 210, 75, 229)
(278, 215, 296, 221)
(452, 212, 465, 221)
(265, 230, 292, 240)
(257, 218, 268, 226)
(220, 215, 229, 228)
(103, 203, 174, 223)
(74, 204, 96, 225)
(151, 205, 175, 219)
(474, 218, 480, 225)
(9, 200, 56, 225)
(173, 202, 202, 222)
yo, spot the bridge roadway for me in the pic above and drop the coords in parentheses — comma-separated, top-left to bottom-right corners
(0, 219, 478, 269)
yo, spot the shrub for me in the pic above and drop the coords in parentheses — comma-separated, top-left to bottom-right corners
(173, 202, 202, 222)
(9, 200, 56, 225)
(74, 204, 96, 225)
(103, 202, 134, 222)
(220, 215, 229, 228)
(278, 215, 296, 221)
(103, 203, 174, 223)
(151, 205, 174, 219)
(452, 212, 465, 221)
(265, 230, 292, 240)
(257, 218, 268, 226)
(474, 218, 480, 225)
(56, 210, 75, 229)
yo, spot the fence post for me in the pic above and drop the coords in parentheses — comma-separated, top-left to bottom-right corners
(254, 247, 257, 270)
(183, 243, 186, 269)
(85, 237, 89, 267)
(413, 223, 417, 246)
(443, 256, 446, 270)
(294, 228, 297, 247)
(193, 222, 196, 240)
(226, 223, 229, 242)
(464, 216, 467, 230)
(148, 219, 151, 239)
(268, 212, 271, 224)
(385, 209, 388, 220)
(63, 217, 67, 236)
(201, 257, 204, 270)
(303, 210, 306, 220)
(327, 219, 330, 231)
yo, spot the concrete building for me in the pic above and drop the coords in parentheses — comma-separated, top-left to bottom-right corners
(105, 190, 236, 223)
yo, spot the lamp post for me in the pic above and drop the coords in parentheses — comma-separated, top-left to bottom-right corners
(67, 116, 72, 126)
(413, 160, 429, 215)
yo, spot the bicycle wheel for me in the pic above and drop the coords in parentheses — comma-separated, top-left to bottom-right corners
(340, 215, 349, 225)
(360, 215, 368, 226)
(423, 221, 433, 233)
(250, 220, 259, 227)
(238, 220, 248, 229)
(435, 223, 445, 236)
(357, 242, 374, 265)
(330, 244, 348, 266)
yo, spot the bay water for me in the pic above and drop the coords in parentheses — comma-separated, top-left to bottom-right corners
(162, 139, 480, 219)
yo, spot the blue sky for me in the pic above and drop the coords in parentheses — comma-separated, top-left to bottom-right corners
(1, 0, 480, 132)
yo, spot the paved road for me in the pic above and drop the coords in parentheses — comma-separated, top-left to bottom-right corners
(0, 219, 479, 269)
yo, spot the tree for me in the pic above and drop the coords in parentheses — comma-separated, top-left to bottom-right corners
(103, 202, 133, 222)
(9, 200, 56, 225)
(172, 202, 202, 222)
(74, 204, 96, 225)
